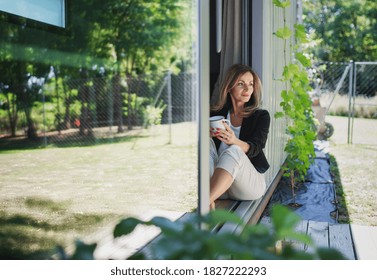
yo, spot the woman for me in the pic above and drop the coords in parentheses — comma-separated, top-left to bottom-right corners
(210, 64, 270, 209)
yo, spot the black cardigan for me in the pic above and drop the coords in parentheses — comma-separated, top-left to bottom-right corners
(211, 106, 271, 173)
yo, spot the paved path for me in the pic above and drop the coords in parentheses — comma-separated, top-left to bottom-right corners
(260, 217, 377, 260)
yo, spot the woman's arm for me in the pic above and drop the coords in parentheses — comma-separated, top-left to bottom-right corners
(234, 138, 250, 153)
(245, 110, 271, 158)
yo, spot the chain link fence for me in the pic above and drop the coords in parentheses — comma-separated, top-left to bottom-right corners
(0, 72, 197, 149)
(309, 61, 377, 144)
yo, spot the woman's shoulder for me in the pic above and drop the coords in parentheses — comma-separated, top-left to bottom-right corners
(251, 109, 270, 119)
(256, 108, 269, 114)
(244, 109, 270, 127)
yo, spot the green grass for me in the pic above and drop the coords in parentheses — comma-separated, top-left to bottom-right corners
(326, 116, 377, 226)
(0, 129, 146, 152)
(2, 115, 375, 259)
(328, 154, 350, 224)
(0, 210, 113, 259)
(0, 122, 198, 259)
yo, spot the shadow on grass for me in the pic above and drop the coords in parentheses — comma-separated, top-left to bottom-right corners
(0, 133, 147, 152)
(329, 154, 351, 223)
(0, 197, 115, 259)
(25, 197, 68, 213)
(0, 223, 60, 260)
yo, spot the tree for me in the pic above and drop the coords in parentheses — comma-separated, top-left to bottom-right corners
(303, 0, 377, 62)
(0, 0, 193, 137)
(97, 0, 185, 131)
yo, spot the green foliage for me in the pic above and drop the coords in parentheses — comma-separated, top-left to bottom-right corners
(303, 0, 377, 61)
(274, 1, 317, 200)
(0, 0, 194, 136)
(62, 204, 345, 260)
(294, 24, 308, 43)
(273, 0, 291, 8)
(69, 240, 97, 260)
(122, 93, 145, 118)
(295, 52, 311, 67)
(143, 101, 167, 128)
(275, 27, 293, 40)
(328, 154, 350, 223)
(122, 93, 166, 128)
(101, 0, 189, 75)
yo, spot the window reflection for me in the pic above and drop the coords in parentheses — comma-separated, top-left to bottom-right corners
(0, 0, 198, 259)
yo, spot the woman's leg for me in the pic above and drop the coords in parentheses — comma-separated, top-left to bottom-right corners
(226, 145, 266, 200)
(211, 145, 266, 203)
(210, 168, 233, 205)
(210, 138, 233, 207)
(209, 138, 218, 177)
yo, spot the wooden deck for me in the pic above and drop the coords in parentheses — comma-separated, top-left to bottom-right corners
(260, 217, 377, 260)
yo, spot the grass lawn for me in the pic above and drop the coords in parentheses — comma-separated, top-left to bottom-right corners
(0, 122, 198, 259)
(320, 95, 377, 225)
(326, 115, 377, 226)
(2, 114, 376, 259)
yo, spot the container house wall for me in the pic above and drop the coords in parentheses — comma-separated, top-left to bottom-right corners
(252, 0, 298, 187)
(201, 0, 300, 212)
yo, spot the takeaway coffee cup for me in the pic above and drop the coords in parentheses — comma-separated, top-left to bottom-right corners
(209, 116, 230, 131)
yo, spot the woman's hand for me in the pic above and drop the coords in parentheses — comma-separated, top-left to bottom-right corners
(217, 121, 235, 145)
(210, 127, 219, 138)
(211, 121, 249, 152)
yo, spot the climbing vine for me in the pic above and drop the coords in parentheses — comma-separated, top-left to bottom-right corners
(273, 0, 317, 204)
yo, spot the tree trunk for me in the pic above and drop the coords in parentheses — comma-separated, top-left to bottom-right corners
(113, 74, 124, 133)
(62, 82, 71, 129)
(5, 94, 18, 137)
(290, 170, 296, 204)
(24, 108, 38, 140)
(55, 71, 62, 134)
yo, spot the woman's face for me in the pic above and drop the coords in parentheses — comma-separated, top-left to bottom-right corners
(229, 71, 254, 104)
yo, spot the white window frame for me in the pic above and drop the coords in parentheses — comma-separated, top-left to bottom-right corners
(0, 0, 65, 28)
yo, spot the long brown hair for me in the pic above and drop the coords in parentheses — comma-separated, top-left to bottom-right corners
(211, 64, 262, 117)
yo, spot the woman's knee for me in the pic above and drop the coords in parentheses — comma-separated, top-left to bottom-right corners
(221, 144, 244, 161)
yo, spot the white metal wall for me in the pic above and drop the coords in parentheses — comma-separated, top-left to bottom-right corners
(252, 0, 298, 187)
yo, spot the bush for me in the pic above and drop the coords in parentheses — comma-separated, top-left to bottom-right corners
(143, 101, 167, 128)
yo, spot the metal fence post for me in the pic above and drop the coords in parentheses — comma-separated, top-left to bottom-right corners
(167, 70, 172, 144)
(108, 77, 114, 132)
(347, 61, 354, 144)
(351, 61, 358, 144)
(42, 87, 47, 147)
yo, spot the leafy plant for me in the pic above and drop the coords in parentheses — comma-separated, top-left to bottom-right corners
(143, 100, 167, 128)
(273, 0, 317, 204)
(62, 204, 346, 260)
(122, 93, 167, 128)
